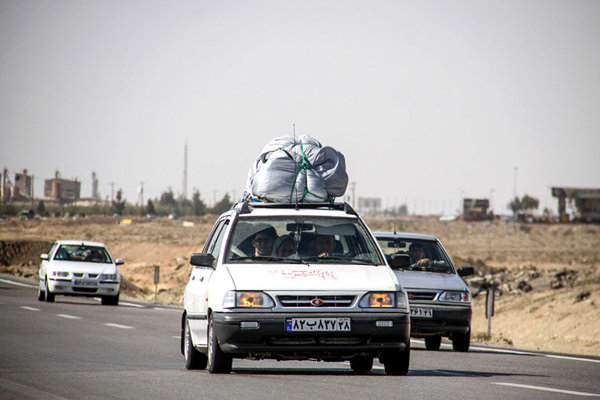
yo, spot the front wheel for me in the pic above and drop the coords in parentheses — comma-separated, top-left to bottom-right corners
(37, 279, 46, 301)
(425, 335, 442, 351)
(44, 277, 55, 302)
(101, 293, 119, 306)
(381, 344, 410, 376)
(452, 331, 470, 352)
(207, 316, 232, 374)
(350, 355, 373, 373)
(183, 317, 207, 370)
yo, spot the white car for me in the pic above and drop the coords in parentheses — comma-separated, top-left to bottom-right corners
(38, 240, 123, 306)
(181, 202, 411, 375)
(375, 232, 474, 351)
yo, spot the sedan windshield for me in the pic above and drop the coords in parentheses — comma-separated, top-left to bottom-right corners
(54, 245, 112, 263)
(377, 237, 453, 273)
(226, 216, 383, 265)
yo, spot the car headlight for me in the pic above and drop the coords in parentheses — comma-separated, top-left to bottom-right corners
(438, 291, 471, 303)
(396, 290, 409, 312)
(223, 291, 275, 308)
(101, 273, 118, 280)
(51, 271, 69, 278)
(359, 292, 395, 308)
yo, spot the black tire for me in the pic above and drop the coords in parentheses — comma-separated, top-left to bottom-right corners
(425, 335, 442, 351)
(382, 344, 410, 376)
(45, 277, 55, 303)
(37, 280, 46, 302)
(452, 331, 470, 352)
(183, 317, 208, 370)
(101, 293, 119, 306)
(207, 316, 232, 374)
(350, 355, 373, 373)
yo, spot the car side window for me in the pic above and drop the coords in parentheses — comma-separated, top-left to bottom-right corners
(203, 219, 229, 267)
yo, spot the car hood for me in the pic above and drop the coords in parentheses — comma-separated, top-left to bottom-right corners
(226, 263, 399, 291)
(393, 270, 468, 291)
(47, 260, 118, 274)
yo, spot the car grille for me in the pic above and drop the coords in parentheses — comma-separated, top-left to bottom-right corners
(277, 295, 355, 308)
(407, 291, 437, 301)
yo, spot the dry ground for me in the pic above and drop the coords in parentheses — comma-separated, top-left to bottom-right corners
(1, 215, 599, 357)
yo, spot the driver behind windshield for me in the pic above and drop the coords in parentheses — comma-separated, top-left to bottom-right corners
(252, 228, 277, 256)
(315, 234, 336, 258)
(408, 243, 431, 266)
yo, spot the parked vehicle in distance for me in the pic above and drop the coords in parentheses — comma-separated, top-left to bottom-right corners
(182, 202, 411, 375)
(374, 232, 474, 352)
(38, 240, 123, 305)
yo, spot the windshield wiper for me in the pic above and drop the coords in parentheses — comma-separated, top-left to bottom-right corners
(229, 256, 303, 263)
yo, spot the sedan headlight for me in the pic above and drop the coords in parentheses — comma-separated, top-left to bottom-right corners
(359, 292, 395, 308)
(439, 291, 471, 303)
(51, 271, 69, 278)
(101, 273, 118, 280)
(223, 291, 275, 309)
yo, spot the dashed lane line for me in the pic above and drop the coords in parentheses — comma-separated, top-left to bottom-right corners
(57, 314, 82, 320)
(492, 382, 600, 397)
(104, 323, 134, 329)
(20, 306, 41, 311)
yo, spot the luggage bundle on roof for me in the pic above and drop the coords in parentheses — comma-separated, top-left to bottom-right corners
(243, 135, 348, 204)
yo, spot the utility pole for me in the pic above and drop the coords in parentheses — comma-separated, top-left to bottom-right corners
(110, 182, 115, 203)
(182, 143, 188, 200)
(138, 182, 144, 208)
(513, 166, 518, 198)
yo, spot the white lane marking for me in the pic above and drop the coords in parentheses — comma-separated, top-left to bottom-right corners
(173, 336, 181, 339)
(470, 345, 600, 364)
(104, 323, 134, 329)
(119, 301, 145, 308)
(57, 314, 82, 320)
(20, 306, 41, 311)
(0, 278, 36, 288)
(493, 382, 600, 397)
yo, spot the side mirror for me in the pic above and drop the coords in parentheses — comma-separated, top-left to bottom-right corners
(190, 253, 215, 268)
(115, 259, 125, 265)
(457, 266, 474, 277)
(389, 253, 411, 269)
(40, 253, 49, 260)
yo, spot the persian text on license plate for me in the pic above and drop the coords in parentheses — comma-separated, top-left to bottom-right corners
(285, 317, 351, 332)
(73, 279, 97, 287)
(410, 307, 433, 318)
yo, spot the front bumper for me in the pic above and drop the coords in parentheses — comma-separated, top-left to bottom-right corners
(409, 304, 471, 336)
(212, 311, 410, 360)
(46, 278, 120, 296)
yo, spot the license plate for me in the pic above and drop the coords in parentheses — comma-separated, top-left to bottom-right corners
(410, 307, 433, 318)
(285, 317, 351, 332)
(73, 279, 97, 287)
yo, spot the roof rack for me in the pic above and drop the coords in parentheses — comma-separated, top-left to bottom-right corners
(233, 201, 358, 216)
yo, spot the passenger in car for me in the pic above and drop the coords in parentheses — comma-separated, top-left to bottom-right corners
(274, 235, 295, 257)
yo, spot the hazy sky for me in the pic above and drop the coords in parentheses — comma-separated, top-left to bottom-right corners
(2, 0, 599, 215)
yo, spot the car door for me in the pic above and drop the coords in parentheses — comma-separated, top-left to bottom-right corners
(184, 218, 230, 346)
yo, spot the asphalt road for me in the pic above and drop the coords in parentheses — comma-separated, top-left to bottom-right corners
(1, 276, 599, 400)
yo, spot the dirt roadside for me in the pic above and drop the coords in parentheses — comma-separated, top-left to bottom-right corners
(1, 215, 599, 357)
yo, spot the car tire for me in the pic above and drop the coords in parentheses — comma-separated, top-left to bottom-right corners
(425, 335, 442, 351)
(207, 315, 232, 374)
(382, 344, 410, 376)
(101, 293, 119, 306)
(183, 317, 207, 370)
(452, 331, 470, 352)
(44, 277, 55, 303)
(350, 355, 373, 373)
(37, 280, 46, 301)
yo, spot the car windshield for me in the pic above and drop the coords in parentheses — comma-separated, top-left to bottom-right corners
(53, 244, 112, 263)
(225, 216, 383, 265)
(376, 237, 453, 273)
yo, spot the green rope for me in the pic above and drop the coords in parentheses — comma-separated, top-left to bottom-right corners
(289, 141, 332, 204)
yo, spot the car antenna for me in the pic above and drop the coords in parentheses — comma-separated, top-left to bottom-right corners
(293, 123, 299, 210)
